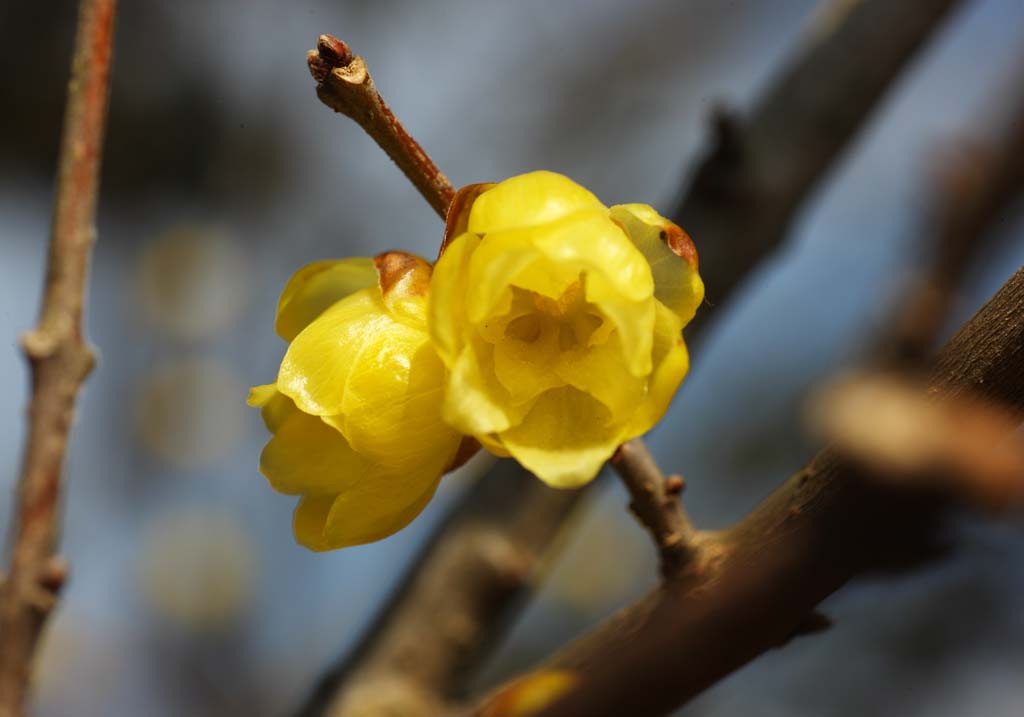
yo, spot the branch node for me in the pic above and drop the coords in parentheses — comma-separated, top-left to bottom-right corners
(665, 475, 685, 495)
(612, 439, 699, 577)
(19, 330, 58, 361)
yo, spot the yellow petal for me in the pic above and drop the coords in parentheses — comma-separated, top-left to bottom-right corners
(247, 384, 298, 433)
(339, 336, 462, 472)
(465, 230, 550, 326)
(553, 336, 644, 417)
(293, 494, 338, 551)
(500, 386, 623, 488)
(491, 318, 564, 405)
(275, 258, 378, 341)
(627, 300, 690, 436)
(582, 273, 655, 377)
(321, 472, 441, 548)
(276, 288, 389, 419)
(476, 432, 512, 458)
(444, 339, 534, 435)
(465, 209, 654, 340)
(259, 408, 369, 496)
(468, 171, 605, 234)
(428, 231, 481, 365)
(247, 383, 277, 407)
(610, 204, 704, 327)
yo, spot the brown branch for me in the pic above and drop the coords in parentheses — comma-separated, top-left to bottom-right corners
(308, 35, 455, 217)
(296, 3, 963, 711)
(296, 460, 583, 717)
(610, 439, 698, 578)
(474, 265, 1024, 717)
(675, 0, 963, 338)
(0, 1, 116, 715)
(472, 84, 1024, 717)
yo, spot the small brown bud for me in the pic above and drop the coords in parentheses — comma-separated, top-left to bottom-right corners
(317, 35, 352, 67)
(665, 475, 685, 495)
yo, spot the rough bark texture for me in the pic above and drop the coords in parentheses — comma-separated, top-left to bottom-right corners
(0, 1, 116, 716)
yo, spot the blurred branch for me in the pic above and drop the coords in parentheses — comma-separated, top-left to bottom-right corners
(474, 266, 1024, 717)
(0, 1, 116, 715)
(676, 0, 962, 337)
(885, 126, 1024, 363)
(298, 460, 582, 717)
(297, 2, 964, 711)
(812, 372, 1024, 512)
(308, 35, 455, 217)
(611, 439, 699, 578)
(472, 86, 1024, 717)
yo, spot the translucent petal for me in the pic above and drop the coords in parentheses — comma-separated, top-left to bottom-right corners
(465, 232, 547, 324)
(500, 386, 623, 488)
(275, 258, 378, 341)
(428, 231, 480, 364)
(259, 409, 369, 496)
(276, 288, 389, 418)
(466, 208, 653, 332)
(340, 336, 462, 472)
(610, 204, 704, 327)
(497, 209, 653, 302)
(321, 472, 441, 548)
(583, 272, 655, 377)
(468, 171, 605, 234)
(444, 340, 534, 435)
(491, 323, 565, 405)
(627, 300, 690, 436)
(553, 335, 644, 417)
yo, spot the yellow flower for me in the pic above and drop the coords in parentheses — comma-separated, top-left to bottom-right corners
(249, 253, 464, 550)
(430, 171, 703, 487)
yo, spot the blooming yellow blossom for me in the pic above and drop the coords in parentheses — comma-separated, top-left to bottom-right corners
(249, 253, 464, 550)
(430, 171, 703, 488)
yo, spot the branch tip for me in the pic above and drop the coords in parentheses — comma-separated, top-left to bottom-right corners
(308, 33, 454, 218)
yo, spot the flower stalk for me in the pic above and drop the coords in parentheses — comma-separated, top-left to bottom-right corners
(308, 34, 455, 218)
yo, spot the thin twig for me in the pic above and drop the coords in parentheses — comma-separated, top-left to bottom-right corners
(308, 35, 455, 217)
(301, 35, 692, 715)
(296, 2, 961, 710)
(611, 439, 698, 577)
(0, 1, 116, 715)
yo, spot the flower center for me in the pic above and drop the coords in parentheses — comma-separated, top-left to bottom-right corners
(501, 279, 606, 351)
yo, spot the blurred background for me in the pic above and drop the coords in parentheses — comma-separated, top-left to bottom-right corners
(2, 1, 1024, 715)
